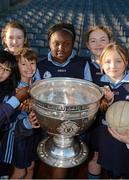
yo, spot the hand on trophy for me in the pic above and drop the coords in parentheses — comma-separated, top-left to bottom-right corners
(16, 86, 30, 102)
(16, 86, 32, 112)
(30, 78, 103, 168)
(103, 85, 114, 103)
(19, 98, 32, 112)
(28, 111, 40, 128)
(100, 86, 114, 111)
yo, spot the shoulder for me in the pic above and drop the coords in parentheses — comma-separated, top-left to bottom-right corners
(37, 57, 48, 66)
(73, 55, 90, 64)
(0, 102, 14, 120)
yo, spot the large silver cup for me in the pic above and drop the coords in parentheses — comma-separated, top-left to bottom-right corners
(30, 77, 103, 168)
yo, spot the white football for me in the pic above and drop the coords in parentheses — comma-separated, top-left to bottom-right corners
(106, 101, 129, 133)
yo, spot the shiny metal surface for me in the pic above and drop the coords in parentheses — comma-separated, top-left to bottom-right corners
(30, 77, 103, 134)
(37, 136, 88, 168)
(30, 77, 103, 168)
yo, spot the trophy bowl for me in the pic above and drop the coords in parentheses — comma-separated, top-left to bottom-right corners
(30, 77, 103, 168)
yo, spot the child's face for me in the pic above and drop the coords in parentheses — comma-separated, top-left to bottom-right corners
(0, 63, 11, 82)
(102, 50, 126, 82)
(4, 27, 25, 54)
(49, 31, 73, 63)
(87, 29, 110, 59)
(18, 57, 36, 82)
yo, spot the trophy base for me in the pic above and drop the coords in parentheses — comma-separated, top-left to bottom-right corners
(37, 136, 88, 168)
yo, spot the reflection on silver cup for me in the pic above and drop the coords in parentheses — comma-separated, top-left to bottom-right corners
(30, 77, 103, 168)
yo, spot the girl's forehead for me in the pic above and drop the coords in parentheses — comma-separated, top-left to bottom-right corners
(0, 61, 7, 65)
(89, 29, 108, 38)
(103, 50, 124, 60)
(50, 31, 73, 40)
(19, 57, 28, 62)
(6, 27, 24, 35)
(19, 57, 35, 62)
(0, 61, 11, 68)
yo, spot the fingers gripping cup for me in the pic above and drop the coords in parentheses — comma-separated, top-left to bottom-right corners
(30, 77, 103, 168)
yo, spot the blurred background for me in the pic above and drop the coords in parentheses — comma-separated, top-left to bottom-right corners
(0, 0, 129, 59)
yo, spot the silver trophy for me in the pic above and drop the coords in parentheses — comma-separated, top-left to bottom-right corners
(30, 77, 103, 168)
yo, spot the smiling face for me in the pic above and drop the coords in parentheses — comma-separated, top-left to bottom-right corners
(87, 29, 110, 60)
(49, 31, 74, 63)
(4, 27, 25, 54)
(102, 50, 127, 82)
(18, 57, 36, 83)
(0, 63, 11, 82)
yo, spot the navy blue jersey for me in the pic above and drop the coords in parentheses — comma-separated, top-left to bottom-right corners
(84, 57, 103, 150)
(38, 55, 89, 79)
(0, 81, 31, 164)
(87, 57, 103, 85)
(97, 73, 129, 177)
(99, 74, 129, 102)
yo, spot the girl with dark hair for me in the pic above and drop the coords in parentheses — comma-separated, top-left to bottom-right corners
(0, 50, 29, 177)
(32, 22, 92, 179)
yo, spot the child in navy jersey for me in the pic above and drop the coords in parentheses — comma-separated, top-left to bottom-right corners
(84, 26, 113, 179)
(0, 50, 29, 177)
(97, 42, 129, 178)
(1, 21, 41, 178)
(0, 50, 24, 129)
(36, 23, 91, 81)
(11, 47, 40, 179)
(33, 22, 92, 179)
(85, 25, 113, 84)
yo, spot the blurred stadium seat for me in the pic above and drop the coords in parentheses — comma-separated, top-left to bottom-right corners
(0, 0, 129, 58)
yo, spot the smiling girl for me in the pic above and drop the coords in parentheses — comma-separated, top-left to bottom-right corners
(1, 21, 28, 55)
(11, 47, 39, 179)
(0, 50, 30, 178)
(84, 26, 113, 179)
(97, 43, 129, 179)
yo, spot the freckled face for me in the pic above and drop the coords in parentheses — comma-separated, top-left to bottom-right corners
(49, 31, 74, 63)
(18, 57, 36, 82)
(102, 50, 126, 82)
(4, 28, 25, 54)
(87, 29, 110, 59)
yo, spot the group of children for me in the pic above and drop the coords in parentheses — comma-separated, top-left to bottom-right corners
(0, 20, 129, 179)
(0, 21, 40, 179)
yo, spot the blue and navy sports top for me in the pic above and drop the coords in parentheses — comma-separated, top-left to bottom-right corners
(87, 55, 103, 85)
(99, 72, 129, 102)
(37, 51, 92, 81)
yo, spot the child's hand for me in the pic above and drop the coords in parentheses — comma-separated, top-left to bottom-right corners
(28, 111, 40, 128)
(19, 98, 32, 112)
(16, 86, 30, 102)
(108, 127, 129, 144)
(102, 86, 114, 103)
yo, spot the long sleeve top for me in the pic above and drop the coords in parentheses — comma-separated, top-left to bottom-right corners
(0, 96, 20, 128)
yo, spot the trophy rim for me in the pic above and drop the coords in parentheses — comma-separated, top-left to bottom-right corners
(30, 77, 103, 111)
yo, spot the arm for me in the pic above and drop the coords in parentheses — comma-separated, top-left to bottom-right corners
(0, 86, 30, 127)
(15, 111, 40, 138)
(0, 96, 20, 127)
(102, 86, 114, 103)
(100, 86, 114, 111)
(15, 115, 34, 137)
